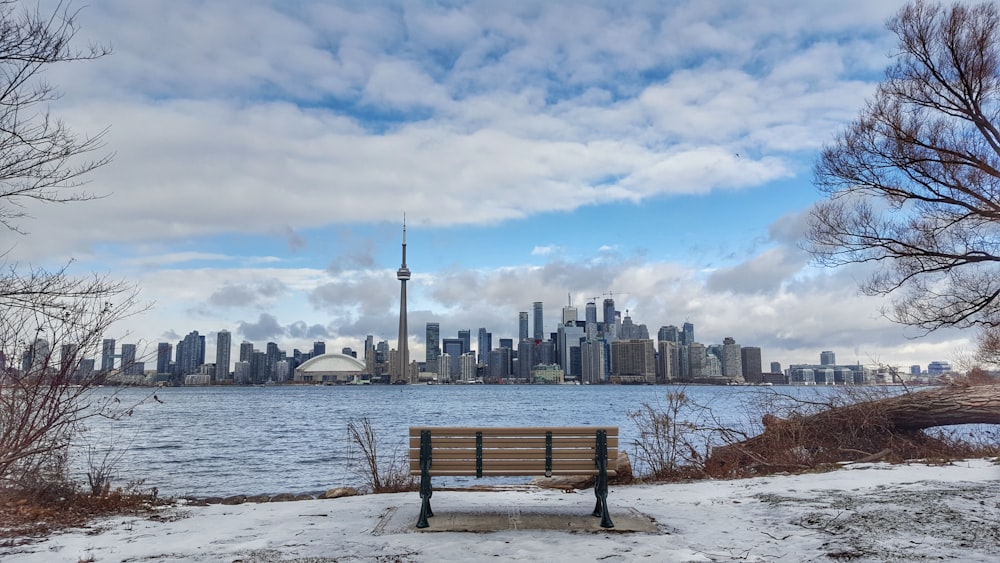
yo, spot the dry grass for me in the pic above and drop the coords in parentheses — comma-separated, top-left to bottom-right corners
(0, 481, 166, 546)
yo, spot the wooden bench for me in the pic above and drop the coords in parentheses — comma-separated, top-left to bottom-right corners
(408, 426, 618, 529)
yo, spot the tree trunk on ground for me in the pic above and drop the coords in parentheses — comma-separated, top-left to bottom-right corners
(705, 384, 1000, 478)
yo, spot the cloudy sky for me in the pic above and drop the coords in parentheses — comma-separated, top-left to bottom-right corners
(6, 0, 975, 370)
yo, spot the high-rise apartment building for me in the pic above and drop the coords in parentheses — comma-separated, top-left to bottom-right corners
(518, 312, 529, 341)
(741, 346, 762, 382)
(101, 338, 116, 372)
(176, 331, 205, 376)
(215, 330, 231, 381)
(770, 361, 782, 374)
(820, 351, 836, 365)
(657, 340, 680, 383)
(687, 342, 706, 378)
(610, 339, 655, 384)
(156, 342, 172, 374)
(477, 328, 491, 366)
(120, 343, 138, 375)
(442, 338, 464, 379)
(532, 301, 544, 341)
(240, 341, 254, 362)
(721, 337, 743, 381)
(313, 341, 326, 357)
(580, 339, 606, 384)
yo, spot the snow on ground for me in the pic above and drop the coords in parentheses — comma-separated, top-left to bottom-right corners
(2, 459, 998, 562)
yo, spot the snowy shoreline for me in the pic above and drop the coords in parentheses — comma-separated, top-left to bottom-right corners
(4, 459, 999, 562)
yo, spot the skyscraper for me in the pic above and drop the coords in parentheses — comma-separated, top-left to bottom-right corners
(741, 346, 762, 382)
(101, 338, 116, 372)
(442, 338, 464, 380)
(477, 328, 491, 366)
(396, 221, 411, 383)
(518, 312, 529, 341)
(156, 342, 172, 374)
(820, 351, 836, 365)
(532, 301, 544, 341)
(681, 322, 695, 346)
(120, 343, 137, 375)
(602, 298, 615, 337)
(458, 329, 471, 354)
(216, 330, 231, 382)
(425, 322, 440, 373)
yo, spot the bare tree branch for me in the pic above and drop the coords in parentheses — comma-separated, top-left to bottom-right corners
(807, 0, 1000, 331)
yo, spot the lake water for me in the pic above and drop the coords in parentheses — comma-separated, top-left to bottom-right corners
(69, 384, 848, 498)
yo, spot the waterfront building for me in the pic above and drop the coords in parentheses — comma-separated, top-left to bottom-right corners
(459, 352, 477, 382)
(488, 347, 512, 380)
(516, 340, 534, 381)
(438, 353, 451, 382)
(741, 346, 763, 383)
(928, 361, 953, 375)
(721, 337, 743, 381)
(580, 339, 606, 384)
(704, 353, 722, 377)
(610, 339, 655, 384)
(60, 343, 78, 374)
(442, 338, 464, 379)
(294, 353, 366, 383)
(121, 343, 141, 375)
(687, 342, 706, 379)
(176, 331, 205, 376)
(788, 363, 869, 385)
(657, 340, 680, 383)
(557, 323, 585, 379)
(532, 364, 563, 384)
(101, 338, 116, 372)
(156, 343, 172, 375)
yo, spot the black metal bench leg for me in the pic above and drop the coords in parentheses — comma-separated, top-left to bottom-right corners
(592, 430, 614, 528)
(416, 430, 434, 528)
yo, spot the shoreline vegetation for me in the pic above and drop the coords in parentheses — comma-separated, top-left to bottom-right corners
(2, 380, 998, 548)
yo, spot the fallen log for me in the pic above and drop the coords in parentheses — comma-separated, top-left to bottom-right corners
(705, 383, 1000, 477)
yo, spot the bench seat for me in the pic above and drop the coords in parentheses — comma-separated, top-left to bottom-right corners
(408, 426, 618, 528)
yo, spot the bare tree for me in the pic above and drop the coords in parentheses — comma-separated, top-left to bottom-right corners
(806, 0, 1000, 332)
(0, 2, 141, 496)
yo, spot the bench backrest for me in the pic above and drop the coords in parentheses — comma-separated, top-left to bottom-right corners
(408, 426, 618, 477)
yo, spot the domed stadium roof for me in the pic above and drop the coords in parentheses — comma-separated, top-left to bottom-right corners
(297, 353, 366, 373)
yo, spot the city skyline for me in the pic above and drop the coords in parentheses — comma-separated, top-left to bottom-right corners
(8, 1, 977, 372)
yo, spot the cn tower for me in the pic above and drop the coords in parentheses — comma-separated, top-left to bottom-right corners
(395, 219, 410, 383)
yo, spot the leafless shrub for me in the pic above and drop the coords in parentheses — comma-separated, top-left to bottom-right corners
(346, 418, 414, 494)
(627, 390, 749, 480)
